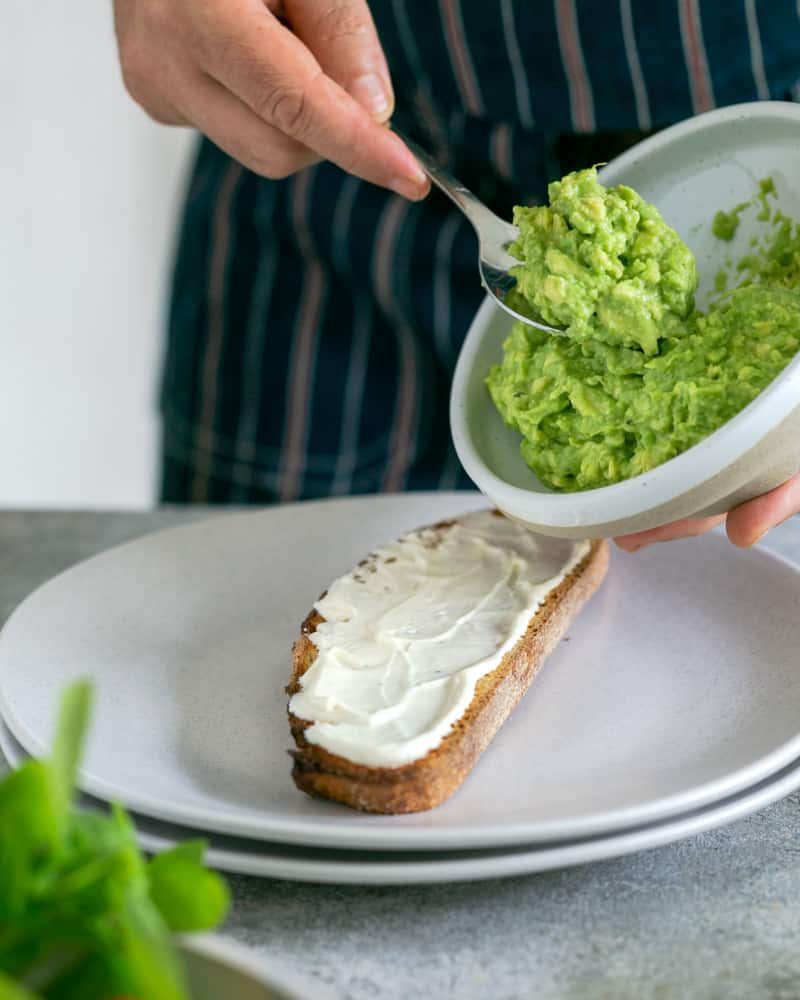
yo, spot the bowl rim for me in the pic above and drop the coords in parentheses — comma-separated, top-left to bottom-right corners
(450, 100, 800, 527)
(179, 933, 332, 999)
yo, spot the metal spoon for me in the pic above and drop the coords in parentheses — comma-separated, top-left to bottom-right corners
(396, 129, 565, 335)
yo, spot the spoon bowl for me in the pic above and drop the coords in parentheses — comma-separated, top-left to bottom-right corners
(450, 102, 800, 538)
(397, 129, 565, 335)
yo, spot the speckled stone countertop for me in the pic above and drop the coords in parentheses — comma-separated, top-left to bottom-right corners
(1, 508, 800, 1000)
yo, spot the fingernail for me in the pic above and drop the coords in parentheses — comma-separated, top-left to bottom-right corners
(617, 538, 647, 552)
(349, 73, 392, 120)
(390, 172, 429, 201)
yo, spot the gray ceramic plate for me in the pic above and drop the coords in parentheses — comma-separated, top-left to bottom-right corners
(1, 495, 800, 852)
(4, 718, 800, 886)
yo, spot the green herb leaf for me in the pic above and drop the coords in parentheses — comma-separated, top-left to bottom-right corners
(0, 970, 39, 1000)
(148, 841, 231, 932)
(0, 682, 231, 999)
(110, 887, 188, 1000)
(49, 681, 92, 834)
(0, 761, 59, 920)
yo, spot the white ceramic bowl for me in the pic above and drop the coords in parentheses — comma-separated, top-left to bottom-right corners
(451, 101, 800, 538)
(180, 934, 334, 1000)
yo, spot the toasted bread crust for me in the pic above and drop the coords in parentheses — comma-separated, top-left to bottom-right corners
(286, 522, 609, 814)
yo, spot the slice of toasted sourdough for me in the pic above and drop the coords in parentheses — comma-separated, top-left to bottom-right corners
(287, 513, 608, 814)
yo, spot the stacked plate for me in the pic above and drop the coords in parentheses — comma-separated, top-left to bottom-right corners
(2, 493, 800, 885)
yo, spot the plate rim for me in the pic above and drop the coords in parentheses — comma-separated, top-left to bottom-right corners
(142, 753, 800, 884)
(3, 715, 798, 886)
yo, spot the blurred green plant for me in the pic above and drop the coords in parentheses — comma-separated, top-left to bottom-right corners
(0, 681, 230, 999)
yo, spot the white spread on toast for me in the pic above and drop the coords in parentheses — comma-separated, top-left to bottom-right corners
(289, 510, 590, 768)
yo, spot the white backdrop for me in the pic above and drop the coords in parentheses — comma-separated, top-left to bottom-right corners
(1, 4, 194, 508)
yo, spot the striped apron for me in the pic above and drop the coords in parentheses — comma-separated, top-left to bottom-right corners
(160, 0, 800, 504)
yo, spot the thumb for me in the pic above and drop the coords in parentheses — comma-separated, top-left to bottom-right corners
(284, 0, 394, 122)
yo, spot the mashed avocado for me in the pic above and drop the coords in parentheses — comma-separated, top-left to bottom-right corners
(487, 169, 800, 492)
(509, 168, 697, 356)
(712, 177, 776, 242)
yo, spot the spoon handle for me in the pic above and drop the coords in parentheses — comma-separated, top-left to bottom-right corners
(394, 128, 518, 250)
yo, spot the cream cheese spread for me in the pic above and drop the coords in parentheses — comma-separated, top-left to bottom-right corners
(289, 511, 589, 768)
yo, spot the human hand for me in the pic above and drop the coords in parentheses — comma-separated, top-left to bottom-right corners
(615, 472, 800, 551)
(112, 0, 428, 199)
